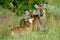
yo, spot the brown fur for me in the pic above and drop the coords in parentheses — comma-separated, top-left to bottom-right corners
(20, 19, 31, 28)
(11, 18, 34, 36)
(11, 27, 31, 36)
(32, 15, 40, 31)
(29, 12, 41, 31)
(38, 6, 48, 31)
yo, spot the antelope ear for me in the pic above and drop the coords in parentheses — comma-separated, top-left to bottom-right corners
(34, 4, 39, 9)
(33, 10, 36, 14)
(25, 10, 29, 14)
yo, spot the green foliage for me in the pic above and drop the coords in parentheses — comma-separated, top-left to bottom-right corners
(0, 8, 60, 40)
(0, 0, 46, 16)
(0, 0, 60, 40)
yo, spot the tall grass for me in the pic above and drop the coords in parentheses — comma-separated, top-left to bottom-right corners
(0, 6, 60, 40)
(0, 0, 60, 40)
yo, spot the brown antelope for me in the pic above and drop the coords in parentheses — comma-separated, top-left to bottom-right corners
(11, 27, 30, 36)
(11, 18, 34, 36)
(20, 18, 34, 29)
(37, 5, 48, 31)
(28, 11, 41, 31)
(33, 15, 40, 31)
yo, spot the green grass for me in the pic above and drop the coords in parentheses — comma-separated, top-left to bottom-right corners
(0, 3, 60, 40)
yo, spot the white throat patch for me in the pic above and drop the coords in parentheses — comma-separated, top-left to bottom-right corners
(28, 18, 34, 24)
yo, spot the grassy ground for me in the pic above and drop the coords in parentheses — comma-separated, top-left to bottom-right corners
(0, 4, 60, 40)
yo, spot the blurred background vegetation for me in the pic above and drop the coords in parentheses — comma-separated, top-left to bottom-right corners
(0, 0, 46, 16)
(0, 0, 60, 40)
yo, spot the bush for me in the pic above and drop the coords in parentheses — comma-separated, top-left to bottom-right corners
(0, 0, 46, 16)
